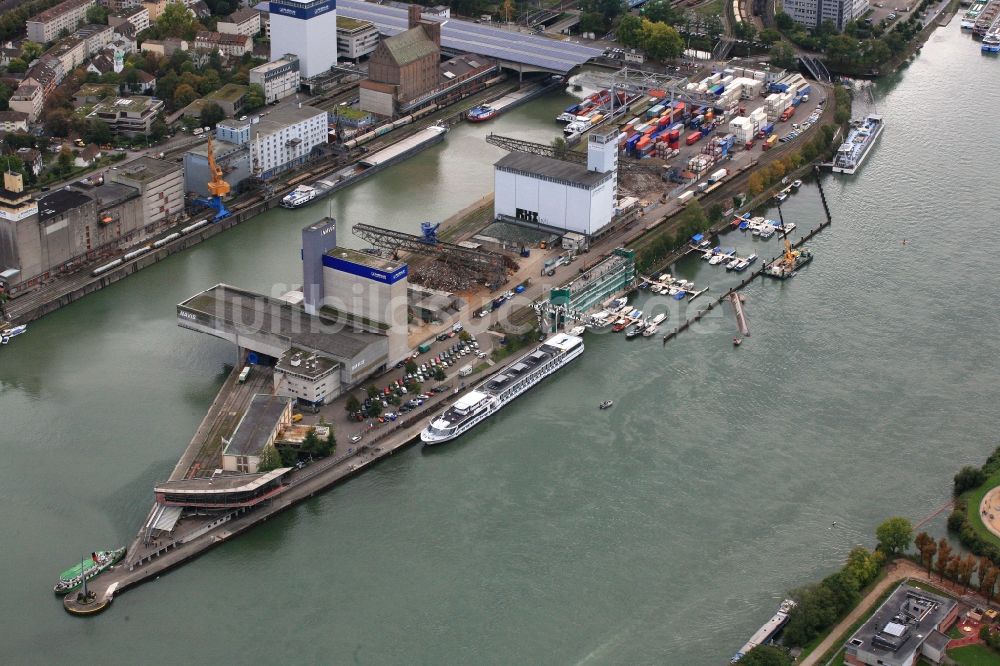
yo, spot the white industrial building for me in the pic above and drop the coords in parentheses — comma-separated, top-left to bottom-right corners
(269, 0, 338, 78)
(493, 130, 618, 237)
(249, 105, 328, 179)
(249, 54, 301, 103)
(336, 16, 380, 61)
(783, 0, 869, 31)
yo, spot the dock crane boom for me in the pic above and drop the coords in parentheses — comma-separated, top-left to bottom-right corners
(193, 136, 232, 221)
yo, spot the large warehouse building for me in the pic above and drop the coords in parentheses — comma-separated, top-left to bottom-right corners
(178, 218, 409, 409)
(493, 130, 619, 237)
(269, 0, 337, 78)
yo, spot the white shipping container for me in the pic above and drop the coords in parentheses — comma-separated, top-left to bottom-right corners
(721, 75, 734, 85)
(678, 191, 695, 204)
(753, 71, 766, 81)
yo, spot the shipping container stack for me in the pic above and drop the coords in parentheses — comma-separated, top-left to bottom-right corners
(687, 154, 714, 177)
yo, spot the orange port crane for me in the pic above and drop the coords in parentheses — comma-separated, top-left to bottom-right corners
(206, 136, 230, 198)
(195, 136, 231, 220)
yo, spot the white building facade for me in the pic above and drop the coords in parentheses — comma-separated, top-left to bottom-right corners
(493, 131, 619, 237)
(269, 0, 338, 78)
(250, 105, 328, 179)
(249, 54, 301, 103)
(784, 0, 869, 31)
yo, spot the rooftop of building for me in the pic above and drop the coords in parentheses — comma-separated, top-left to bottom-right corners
(195, 30, 252, 46)
(276, 346, 339, 379)
(218, 117, 251, 131)
(109, 155, 181, 183)
(76, 180, 139, 208)
(154, 468, 291, 494)
(324, 246, 406, 273)
(180, 283, 387, 360)
(29, 0, 93, 23)
(251, 104, 326, 138)
(223, 7, 260, 23)
(73, 23, 113, 38)
(91, 95, 161, 114)
(112, 5, 148, 18)
(250, 54, 298, 72)
(0, 110, 28, 122)
(37, 187, 92, 222)
(337, 15, 374, 31)
(224, 393, 291, 457)
(847, 584, 956, 664)
(206, 83, 248, 104)
(440, 53, 489, 80)
(381, 25, 439, 66)
(494, 152, 613, 188)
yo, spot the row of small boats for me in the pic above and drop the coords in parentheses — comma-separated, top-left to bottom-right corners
(702, 248, 759, 272)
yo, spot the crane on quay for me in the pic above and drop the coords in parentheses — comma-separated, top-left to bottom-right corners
(192, 136, 231, 221)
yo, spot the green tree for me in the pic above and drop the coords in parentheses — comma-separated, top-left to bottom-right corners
(368, 400, 382, 417)
(199, 102, 226, 129)
(707, 203, 724, 224)
(405, 359, 418, 374)
(843, 546, 882, 587)
(366, 384, 380, 398)
(774, 11, 794, 30)
(747, 172, 765, 197)
(315, 428, 335, 458)
(550, 136, 568, 158)
(579, 11, 607, 34)
(346, 395, 361, 412)
(279, 445, 298, 467)
(56, 147, 74, 174)
(301, 427, 319, 456)
(433, 367, 446, 381)
(875, 517, 913, 555)
(0, 155, 26, 180)
(21, 40, 43, 61)
(954, 465, 986, 495)
(150, 116, 169, 141)
(257, 443, 282, 472)
(85, 119, 114, 146)
(244, 83, 265, 111)
(458, 330, 471, 342)
(642, 0, 683, 25)
(640, 19, 683, 61)
(759, 28, 781, 45)
(172, 83, 197, 108)
(157, 1, 197, 39)
(617, 14, 644, 48)
(86, 4, 109, 24)
(6, 58, 27, 74)
(736, 645, 792, 666)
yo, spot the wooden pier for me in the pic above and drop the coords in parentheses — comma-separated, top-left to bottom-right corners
(729, 292, 750, 336)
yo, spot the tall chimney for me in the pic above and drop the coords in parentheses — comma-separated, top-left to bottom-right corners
(408, 4, 421, 28)
(423, 21, 441, 47)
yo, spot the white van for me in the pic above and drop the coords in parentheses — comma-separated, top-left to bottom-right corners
(459, 364, 473, 377)
(238, 366, 251, 383)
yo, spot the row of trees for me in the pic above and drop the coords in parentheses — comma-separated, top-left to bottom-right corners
(949, 445, 1000, 563)
(775, 8, 927, 75)
(635, 201, 711, 272)
(914, 531, 1000, 600)
(617, 16, 685, 60)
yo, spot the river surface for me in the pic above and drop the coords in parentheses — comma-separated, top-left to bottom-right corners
(2, 23, 999, 665)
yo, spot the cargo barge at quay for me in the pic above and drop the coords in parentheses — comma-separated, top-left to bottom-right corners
(731, 599, 796, 662)
(420, 333, 584, 445)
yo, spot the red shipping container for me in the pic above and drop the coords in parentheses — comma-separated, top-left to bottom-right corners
(669, 141, 679, 151)
(636, 137, 651, 150)
(686, 132, 702, 146)
(657, 116, 670, 127)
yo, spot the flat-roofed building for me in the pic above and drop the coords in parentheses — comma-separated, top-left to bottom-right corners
(249, 54, 300, 104)
(336, 15, 379, 61)
(269, 0, 338, 78)
(106, 155, 183, 226)
(844, 584, 958, 666)
(221, 394, 292, 473)
(0, 111, 29, 133)
(88, 95, 164, 136)
(248, 104, 327, 179)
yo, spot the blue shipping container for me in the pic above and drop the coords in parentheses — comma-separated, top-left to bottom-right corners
(791, 97, 802, 107)
(700, 125, 713, 136)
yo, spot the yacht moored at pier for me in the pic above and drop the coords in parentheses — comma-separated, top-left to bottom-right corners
(831, 115, 884, 174)
(53, 548, 126, 595)
(420, 333, 584, 445)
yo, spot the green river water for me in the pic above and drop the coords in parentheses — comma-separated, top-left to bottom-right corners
(1, 22, 999, 665)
